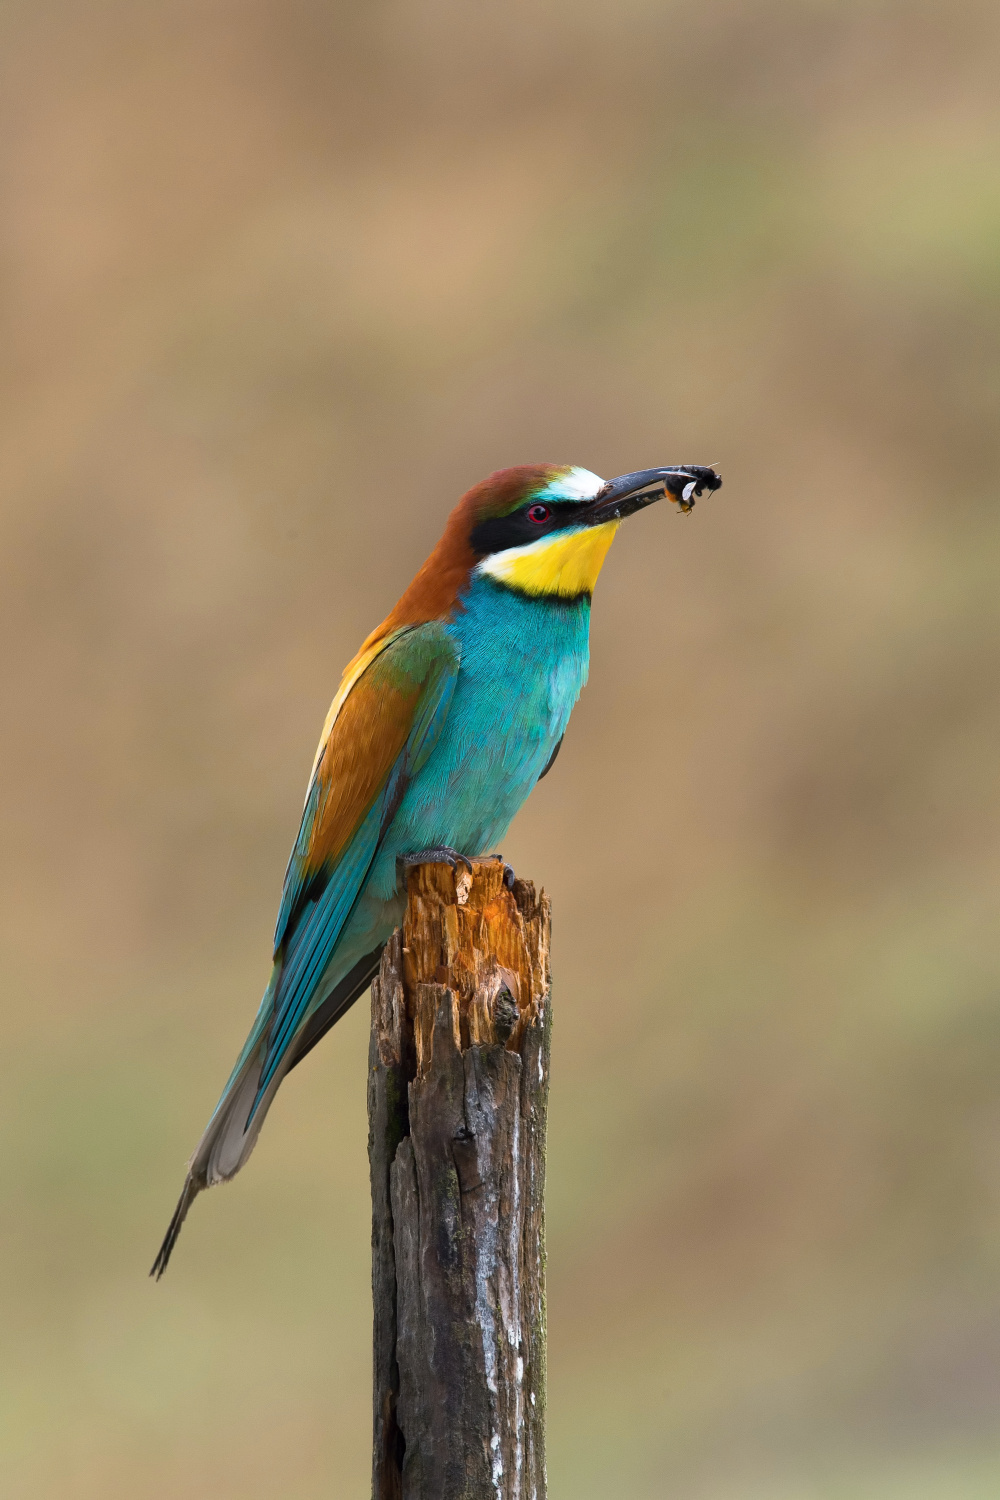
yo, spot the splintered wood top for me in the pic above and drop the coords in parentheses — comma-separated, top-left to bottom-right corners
(401, 858, 550, 1053)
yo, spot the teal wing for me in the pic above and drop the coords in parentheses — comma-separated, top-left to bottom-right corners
(251, 622, 460, 1112)
(151, 622, 461, 1278)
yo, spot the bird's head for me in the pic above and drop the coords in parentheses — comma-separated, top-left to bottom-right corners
(374, 461, 722, 640)
(458, 462, 722, 602)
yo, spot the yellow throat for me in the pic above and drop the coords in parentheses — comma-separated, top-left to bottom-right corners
(477, 521, 620, 599)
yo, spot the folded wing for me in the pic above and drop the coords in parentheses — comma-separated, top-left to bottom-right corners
(151, 621, 461, 1276)
(255, 623, 461, 1107)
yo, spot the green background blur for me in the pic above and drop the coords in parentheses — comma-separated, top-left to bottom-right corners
(2, 2, 1000, 1496)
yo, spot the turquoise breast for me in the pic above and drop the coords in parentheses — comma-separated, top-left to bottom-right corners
(367, 575, 591, 896)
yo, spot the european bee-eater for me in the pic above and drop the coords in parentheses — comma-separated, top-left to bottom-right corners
(152, 461, 721, 1275)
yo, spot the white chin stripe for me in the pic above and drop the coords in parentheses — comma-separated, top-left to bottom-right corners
(538, 466, 605, 503)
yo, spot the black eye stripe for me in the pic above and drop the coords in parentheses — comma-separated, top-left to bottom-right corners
(470, 500, 590, 558)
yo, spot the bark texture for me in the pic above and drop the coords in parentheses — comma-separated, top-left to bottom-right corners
(368, 858, 551, 1500)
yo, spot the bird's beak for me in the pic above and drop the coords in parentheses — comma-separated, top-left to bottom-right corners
(586, 465, 722, 523)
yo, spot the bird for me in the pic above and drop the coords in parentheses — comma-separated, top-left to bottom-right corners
(151, 460, 721, 1276)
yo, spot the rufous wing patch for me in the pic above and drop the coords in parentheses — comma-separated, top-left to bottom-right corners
(307, 627, 410, 788)
(306, 652, 423, 869)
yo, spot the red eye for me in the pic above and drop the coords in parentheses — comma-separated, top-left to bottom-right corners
(527, 503, 551, 524)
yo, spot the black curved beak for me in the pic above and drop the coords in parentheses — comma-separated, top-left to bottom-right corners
(587, 465, 722, 522)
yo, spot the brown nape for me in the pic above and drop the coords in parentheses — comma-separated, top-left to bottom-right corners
(362, 464, 563, 644)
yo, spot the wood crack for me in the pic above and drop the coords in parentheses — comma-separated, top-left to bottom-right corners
(369, 857, 551, 1500)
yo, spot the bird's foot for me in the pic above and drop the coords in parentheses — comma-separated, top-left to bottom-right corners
(489, 854, 517, 890)
(398, 849, 515, 892)
(399, 846, 475, 876)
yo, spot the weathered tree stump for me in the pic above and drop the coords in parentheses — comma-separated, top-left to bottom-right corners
(368, 857, 551, 1500)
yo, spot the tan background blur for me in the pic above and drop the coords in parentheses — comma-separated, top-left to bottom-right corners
(2, 2, 1000, 1496)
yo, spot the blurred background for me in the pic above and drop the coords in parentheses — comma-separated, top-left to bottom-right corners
(2, 1, 999, 1496)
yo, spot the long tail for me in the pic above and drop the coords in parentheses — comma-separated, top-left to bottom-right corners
(150, 975, 279, 1279)
(150, 1177, 199, 1279)
(150, 944, 384, 1278)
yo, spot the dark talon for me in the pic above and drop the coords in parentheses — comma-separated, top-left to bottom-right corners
(398, 846, 474, 875)
(490, 855, 517, 889)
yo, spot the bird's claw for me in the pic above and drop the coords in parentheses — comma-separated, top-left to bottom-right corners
(398, 849, 515, 890)
(399, 847, 475, 876)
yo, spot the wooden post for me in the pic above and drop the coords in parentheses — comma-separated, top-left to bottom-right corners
(368, 858, 551, 1500)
